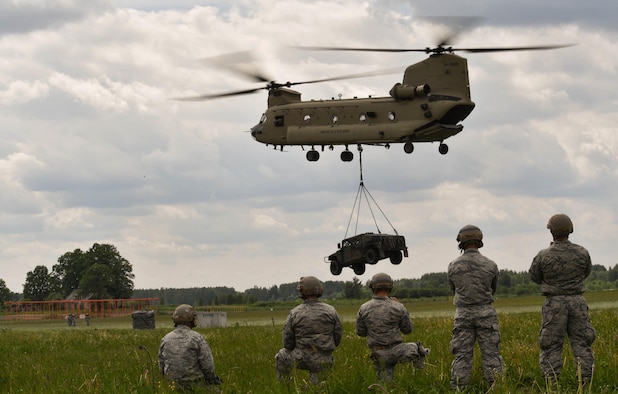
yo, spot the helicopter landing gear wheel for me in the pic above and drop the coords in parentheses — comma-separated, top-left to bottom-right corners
(330, 259, 342, 276)
(404, 142, 414, 154)
(439, 143, 449, 155)
(352, 263, 366, 275)
(340, 150, 354, 162)
(306, 150, 320, 161)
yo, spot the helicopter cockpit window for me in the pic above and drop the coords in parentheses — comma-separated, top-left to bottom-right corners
(331, 114, 339, 124)
(303, 114, 311, 124)
(260, 114, 267, 124)
(388, 112, 396, 121)
(359, 112, 368, 122)
(274, 115, 284, 127)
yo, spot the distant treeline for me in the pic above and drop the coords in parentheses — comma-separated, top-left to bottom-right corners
(133, 264, 618, 306)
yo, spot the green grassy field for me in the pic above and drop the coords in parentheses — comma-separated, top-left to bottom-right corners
(1, 291, 617, 393)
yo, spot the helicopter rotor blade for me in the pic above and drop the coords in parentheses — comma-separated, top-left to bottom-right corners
(288, 67, 403, 87)
(173, 87, 266, 101)
(421, 16, 483, 47)
(174, 67, 403, 101)
(199, 50, 271, 83)
(296, 43, 575, 55)
(295, 46, 428, 53)
(458, 44, 576, 53)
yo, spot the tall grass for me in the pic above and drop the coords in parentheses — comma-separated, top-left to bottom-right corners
(0, 291, 617, 393)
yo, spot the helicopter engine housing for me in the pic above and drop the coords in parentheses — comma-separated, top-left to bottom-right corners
(389, 83, 431, 101)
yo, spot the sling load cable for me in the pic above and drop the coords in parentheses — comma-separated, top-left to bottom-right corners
(343, 146, 400, 239)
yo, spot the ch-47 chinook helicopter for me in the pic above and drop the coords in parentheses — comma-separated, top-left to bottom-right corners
(178, 40, 571, 162)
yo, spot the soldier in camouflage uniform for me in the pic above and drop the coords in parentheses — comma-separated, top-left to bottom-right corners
(158, 304, 222, 390)
(275, 276, 343, 385)
(447, 225, 503, 390)
(356, 273, 429, 383)
(529, 214, 596, 384)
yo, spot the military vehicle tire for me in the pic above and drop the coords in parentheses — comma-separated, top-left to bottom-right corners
(330, 260, 343, 275)
(365, 248, 378, 264)
(353, 263, 366, 275)
(389, 251, 403, 265)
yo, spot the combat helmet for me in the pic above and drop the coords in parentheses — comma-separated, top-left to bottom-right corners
(369, 272, 394, 293)
(457, 224, 484, 249)
(173, 304, 196, 327)
(547, 214, 573, 238)
(297, 276, 323, 298)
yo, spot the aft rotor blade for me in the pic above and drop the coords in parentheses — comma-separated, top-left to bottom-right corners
(289, 67, 403, 86)
(459, 44, 576, 53)
(297, 43, 575, 54)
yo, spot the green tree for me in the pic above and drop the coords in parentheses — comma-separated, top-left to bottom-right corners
(23, 266, 58, 301)
(87, 243, 134, 299)
(343, 277, 364, 299)
(0, 279, 12, 310)
(608, 264, 618, 282)
(53, 249, 89, 298)
(52, 243, 134, 299)
(79, 263, 113, 299)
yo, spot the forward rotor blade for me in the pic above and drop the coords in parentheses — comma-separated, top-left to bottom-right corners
(296, 46, 428, 53)
(173, 87, 265, 101)
(199, 50, 271, 83)
(174, 67, 402, 101)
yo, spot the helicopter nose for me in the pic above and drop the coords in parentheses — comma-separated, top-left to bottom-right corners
(250, 123, 263, 140)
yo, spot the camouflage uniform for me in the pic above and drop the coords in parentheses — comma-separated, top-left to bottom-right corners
(275, 298, 343, 384)
(448, 249, 503, 389)
(529, 239, 596, 380)
(158, 325, 219, 389)
(356, 296, 428, 382)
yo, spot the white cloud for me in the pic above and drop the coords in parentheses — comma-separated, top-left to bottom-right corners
(0, 80, 49, 104)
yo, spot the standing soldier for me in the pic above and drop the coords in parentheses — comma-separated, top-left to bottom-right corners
(275, 276, 343, 385)
(356, 272, 429, 382)
(158, 304, 222, 390)
(529, 214, 596, 385)
(447, 225, 504, 390)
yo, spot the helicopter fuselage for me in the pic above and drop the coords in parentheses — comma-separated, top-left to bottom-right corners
(250, 53, 475, 161)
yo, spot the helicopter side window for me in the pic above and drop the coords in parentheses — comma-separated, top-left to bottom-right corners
(274, 115, 284, 127)
(388, 112, 396, 121)
(303, 114, 311, 124)
(359, 112, 367, 122)
(331, 114, 339, 124)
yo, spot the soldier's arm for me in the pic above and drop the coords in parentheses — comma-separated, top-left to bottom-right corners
(491, 267, 498, 295)
(447, 266, 456, 293)
(197, 338, 218, 383)
(282, 314, 296, 350)
(157, 343, 165, 375)
(584, 250, 592, 278)
(529, 254, 543, 284)
(333, 312, 343, 347)
(400, 309, 413, 335)
(355, 310, 367, 337)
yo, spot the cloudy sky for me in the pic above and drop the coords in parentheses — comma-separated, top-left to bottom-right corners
(1, 0, 616, 294)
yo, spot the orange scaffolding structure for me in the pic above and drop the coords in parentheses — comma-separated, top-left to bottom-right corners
(4, 298, 159, 321)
